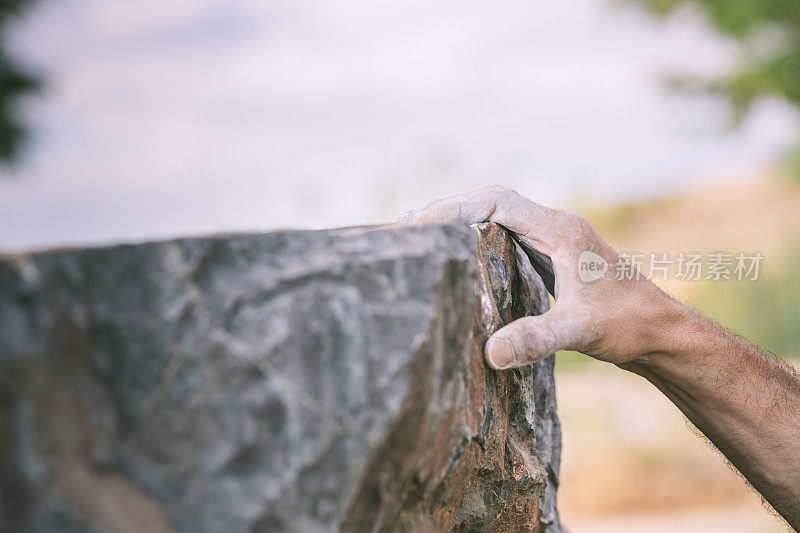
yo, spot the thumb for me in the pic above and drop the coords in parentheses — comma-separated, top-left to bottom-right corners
(484, 304, 587, 370)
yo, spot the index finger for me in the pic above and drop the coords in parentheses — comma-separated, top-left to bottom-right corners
(398, 184, 564, 257)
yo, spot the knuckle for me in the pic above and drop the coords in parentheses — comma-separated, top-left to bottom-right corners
(566, 211, 585, 225)
(481, 183, 514, 200)
(567, 212, 594, 235)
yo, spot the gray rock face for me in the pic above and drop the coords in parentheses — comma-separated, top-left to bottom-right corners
(0, 223, 561, 532)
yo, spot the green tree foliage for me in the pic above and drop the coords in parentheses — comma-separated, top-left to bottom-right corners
(631, 0, 800, 121)
(1, 0, 39, 165)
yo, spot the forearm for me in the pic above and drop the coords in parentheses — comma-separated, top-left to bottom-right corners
(629, 304, 800, 528)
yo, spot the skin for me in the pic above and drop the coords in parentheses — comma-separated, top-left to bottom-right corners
(399, 184, 800, 528)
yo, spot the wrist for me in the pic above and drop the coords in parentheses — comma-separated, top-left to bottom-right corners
(635, 304, 727, 384)
(634, 291, 711, 369)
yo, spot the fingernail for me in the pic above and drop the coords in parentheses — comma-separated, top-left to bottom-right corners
(486, 337, 515, 369)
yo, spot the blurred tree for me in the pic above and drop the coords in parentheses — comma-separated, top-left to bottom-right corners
(0, 0, 39, 166)
(630, 0, 800, 122)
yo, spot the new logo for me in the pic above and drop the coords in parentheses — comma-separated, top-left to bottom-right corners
(578, 250, 608, 282)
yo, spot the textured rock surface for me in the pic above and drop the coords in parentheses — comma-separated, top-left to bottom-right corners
(0, 223, 561, 532)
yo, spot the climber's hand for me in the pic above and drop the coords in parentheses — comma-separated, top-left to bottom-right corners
(399, 185, 688, 370)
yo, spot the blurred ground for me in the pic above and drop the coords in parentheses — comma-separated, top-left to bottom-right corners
(556, 173, 799, 532)
(557, 364, 788, 533)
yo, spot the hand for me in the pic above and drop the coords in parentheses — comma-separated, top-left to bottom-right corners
(399, 185, 689, 370)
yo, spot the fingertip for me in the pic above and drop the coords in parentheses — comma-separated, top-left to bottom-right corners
(397, 207, 439, 225)
(485, 336, 516, 370)
(485, 318, 559, 370)
(397, 210, 415, 224)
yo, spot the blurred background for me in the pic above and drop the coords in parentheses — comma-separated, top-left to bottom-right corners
(2, 0, 799, 531)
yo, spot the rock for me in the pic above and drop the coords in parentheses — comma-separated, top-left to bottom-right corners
(0, 223, 561, 532)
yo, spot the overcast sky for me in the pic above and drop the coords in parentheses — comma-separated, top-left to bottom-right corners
(1, 0, 796, 251)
